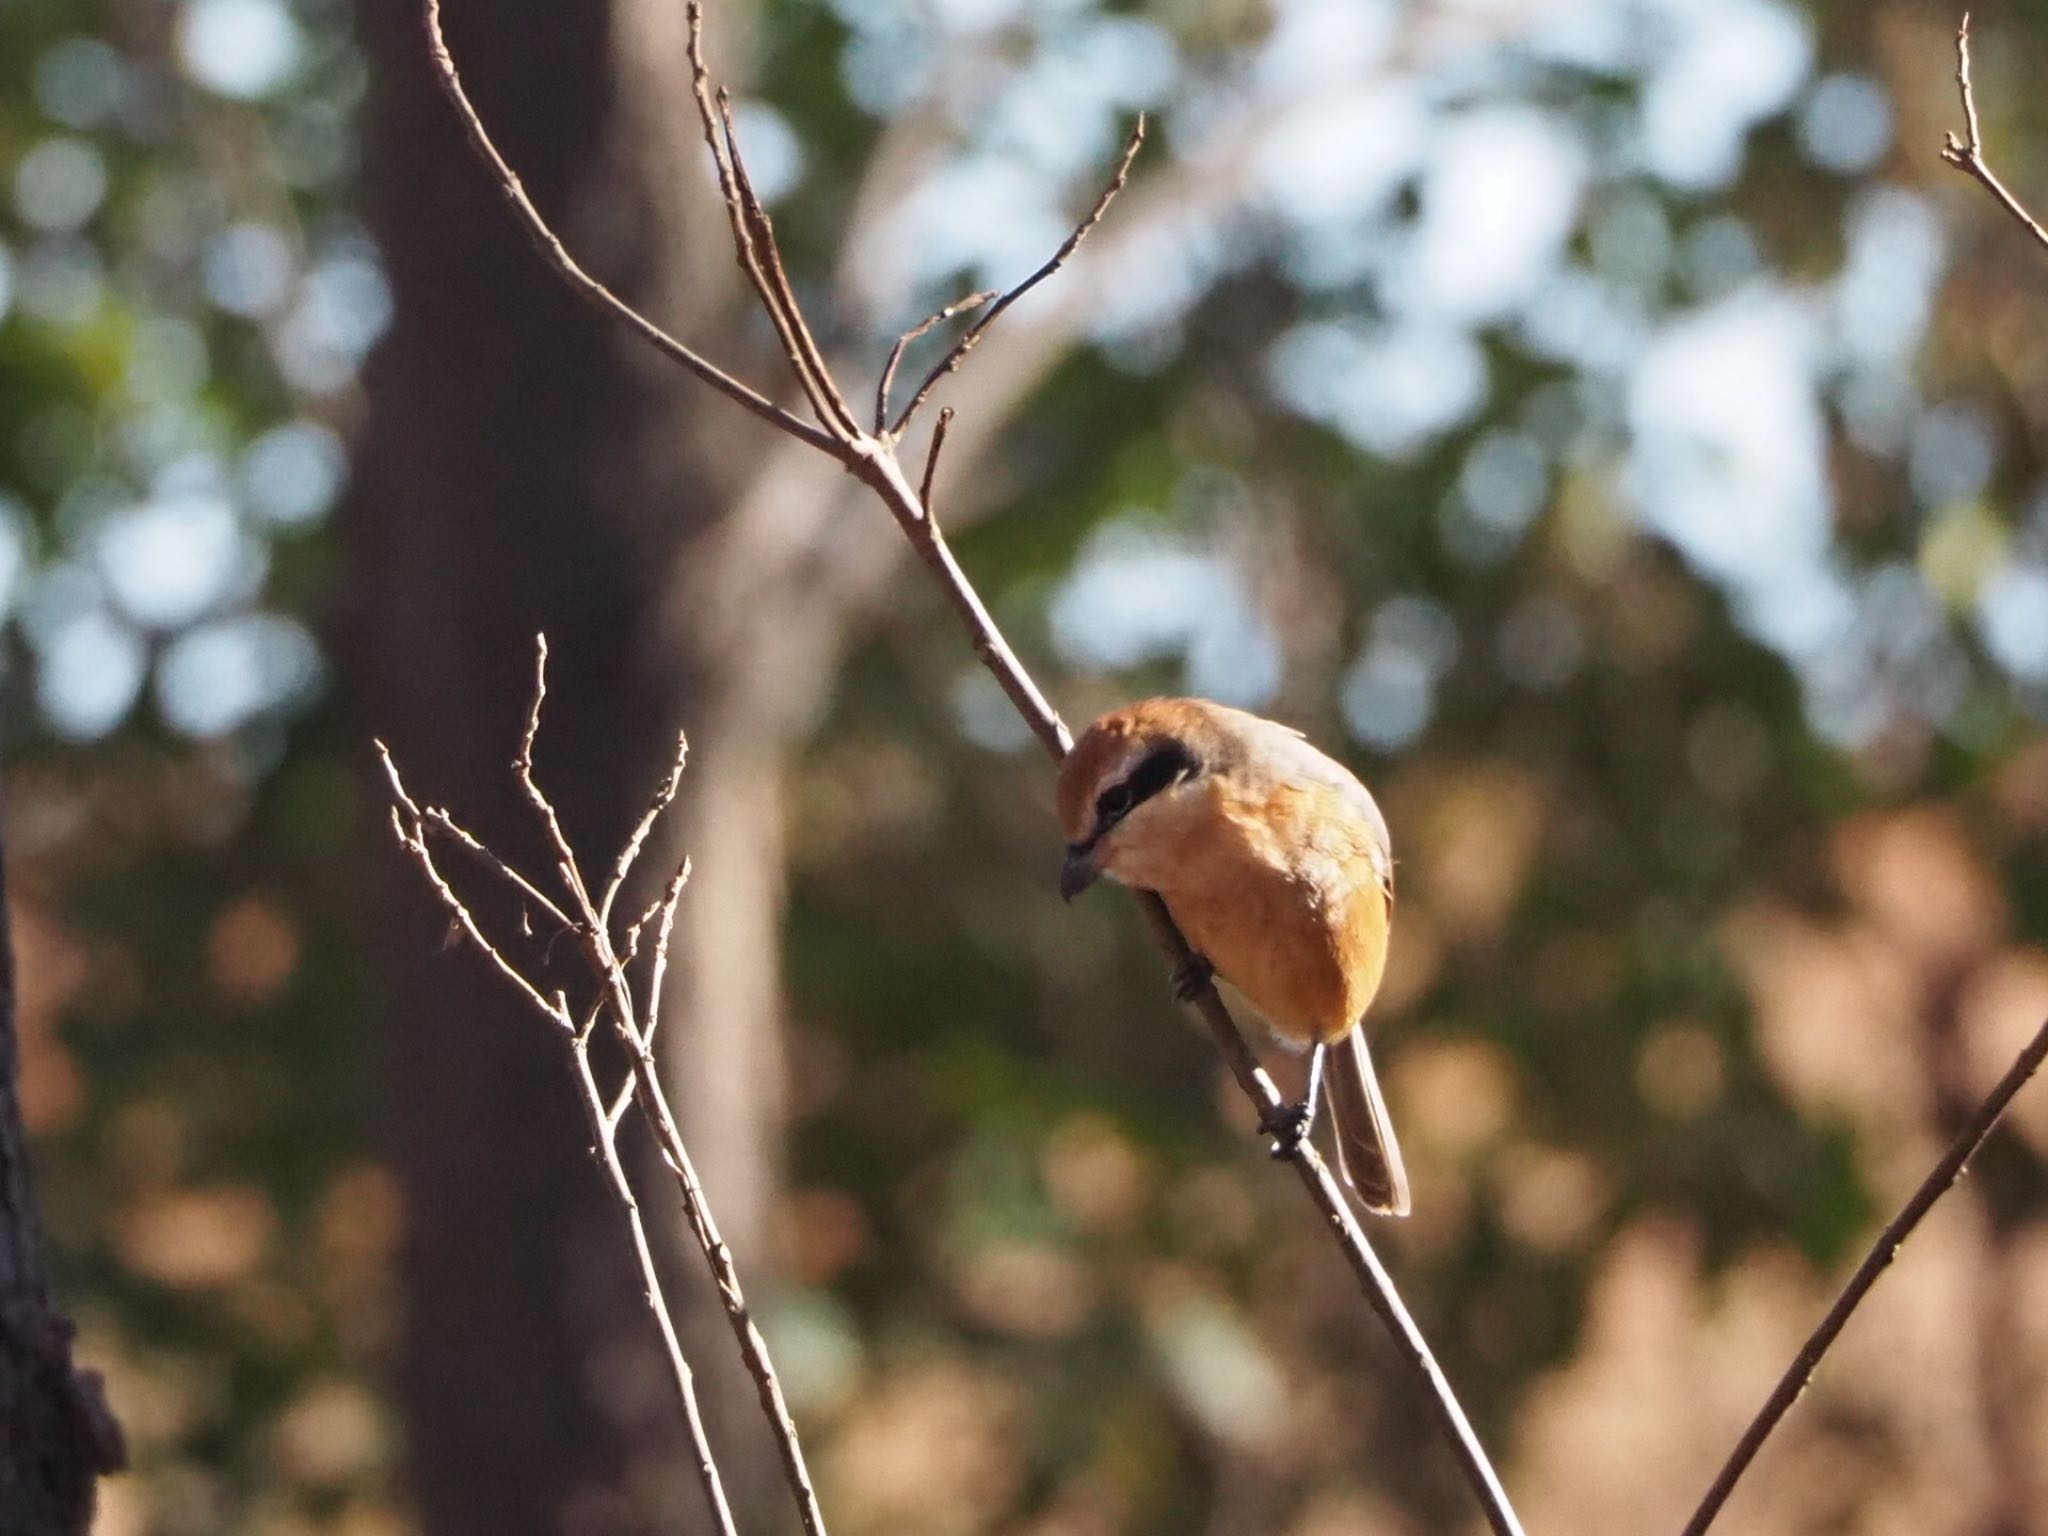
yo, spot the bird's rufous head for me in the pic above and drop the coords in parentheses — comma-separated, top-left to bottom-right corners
(1054, 698, 1232, 899)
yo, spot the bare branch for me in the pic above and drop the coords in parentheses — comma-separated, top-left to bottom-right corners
(601, 730, 690, 930)
(889, 117, 1145, 439)
(877, 294, 995, 434)
(515, 635, 595, 917)
(643, 856, 692, 1056)
(684, 4, 860, 443)
(1940, 14, 2048, 254)
(918, 406, 955, 524)
(1682, 1012, 2048, 1536)
(416, 804, 575, 935)
(421, 10, 1520, 1530)
(609, 1027, 827, 1533)
(381, 657, 829, 1536)
(850, 448, 1075, 758)
(419, 0, 838, 454)
(716, 91, 863, 441)
(567, 1036, 740, 1536)
(377, 755, 571, 1033)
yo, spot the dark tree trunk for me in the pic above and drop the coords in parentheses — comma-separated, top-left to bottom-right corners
(347, 3, 841, 1532)
(0, 807, 124, 1534)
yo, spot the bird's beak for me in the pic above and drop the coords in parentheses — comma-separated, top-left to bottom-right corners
(1060, 843, 1101, 902)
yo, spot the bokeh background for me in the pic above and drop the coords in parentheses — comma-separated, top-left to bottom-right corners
(6, 0, 2048, 1532)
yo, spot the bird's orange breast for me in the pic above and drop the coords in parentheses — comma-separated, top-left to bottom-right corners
(1102, 777, 1390, 1047)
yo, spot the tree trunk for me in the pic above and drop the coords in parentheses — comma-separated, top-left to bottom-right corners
(347, 3, 835, 1531)
(0, 805, 124, 1535)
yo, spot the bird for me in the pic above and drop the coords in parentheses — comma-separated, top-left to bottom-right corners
(1054, 697, 1409, 1215)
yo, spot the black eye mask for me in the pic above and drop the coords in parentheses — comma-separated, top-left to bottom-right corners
(1091, 740, 1202, 839)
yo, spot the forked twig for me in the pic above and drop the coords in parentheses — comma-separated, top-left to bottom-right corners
(887, 118, 1146, 439)
(377, 740, 740, 1536)
(419, 8, 1522, 1533)
(1940, 13, 2048, 253)
(419, 0, 835, 454)
(877, 292, 995, 435)
(602, 730, 688, 927)
(567, 1033, 733, 1532)
(1681, 1013, 2048, 1536)
(383, 642, 830, 1536)
(537, 655, 830, 1536)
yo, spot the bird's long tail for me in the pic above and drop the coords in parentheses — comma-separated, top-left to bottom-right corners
(1325, 1030, 1410, 1216)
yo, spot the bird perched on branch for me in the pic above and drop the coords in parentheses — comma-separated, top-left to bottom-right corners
(1055, 698, 1408, 1215)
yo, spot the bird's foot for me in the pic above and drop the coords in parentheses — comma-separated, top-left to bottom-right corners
(1259, 1094, 1317, 1159)
(1170, 952, 1215, 1003)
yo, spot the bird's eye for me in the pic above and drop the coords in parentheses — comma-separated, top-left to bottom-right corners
(1097, 782, 1133, 820)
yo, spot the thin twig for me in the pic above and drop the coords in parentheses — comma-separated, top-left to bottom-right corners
(877, 294, 995, 434)
(418, 804, 575, 935)
(515, 652, 832, 1536)
(516, 636, 594, 916)
(1940, 14, 2048, 254)
(383, 801, 569, 1030)
(643, 856, 692, 1056)
(715, 90, 863, 440)
(383, 677, 829, 1536)
(1681, 1013, 2048, 1536)
(889, 117, 1144, 438)
(684, 4, 859, 442)
(919, 407, 955, 525)
(569, 1036, 741, 1536)
(601, 730, 689, 929)
(426, 12, 1522, 1532)
(851, 447, 1075, 758)
(377, 752, 738, 1536)
(419, 0, 836, 454)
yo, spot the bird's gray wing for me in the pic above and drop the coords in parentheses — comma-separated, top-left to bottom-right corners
(1236, 711, 1395, 895)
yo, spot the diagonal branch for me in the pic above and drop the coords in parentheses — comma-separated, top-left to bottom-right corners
(601, 730, 688, 929)
(918, 406, 955, 520)
(1681, 1013, 2048, 1536)
(419, 0, 838, 455)
(567, 1033, 736, 1536)
(376, 746, 739, 1536)
(1940, 13, 2048, 254)
(684, 2, 861, 442)
(888, 118, 1145, 440)
(1676, 23, 2048, 1531)
(422, 9, 1521, 1534)
(515, 645, 831, 1536)
(876, 292, 995, 435)
(381, 647, 830, 1536)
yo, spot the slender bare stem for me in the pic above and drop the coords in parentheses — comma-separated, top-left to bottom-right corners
(716, 91, 864, 440)
(643, 856, 692, 1056)
(1682, 1013, 2048, 1536)
(570, 1036, 741, 1536)
(1685, 30, 2048, 1525)
(417, 805, 575, 935)
(877, 294, 995, 434)
(514, 636, 595, 919)
(1940, 14, 2048, 253)
(377, 749, 738, 1536)
(422, 9, 1524, 1532)
(919, 407, 955, 525)
(601, 730, 689, 929)
(889, 118, 1144, 438)
(419, 0, 836, 454)
(518, 646, 832, 1536)
(683, 5, 859, 442)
